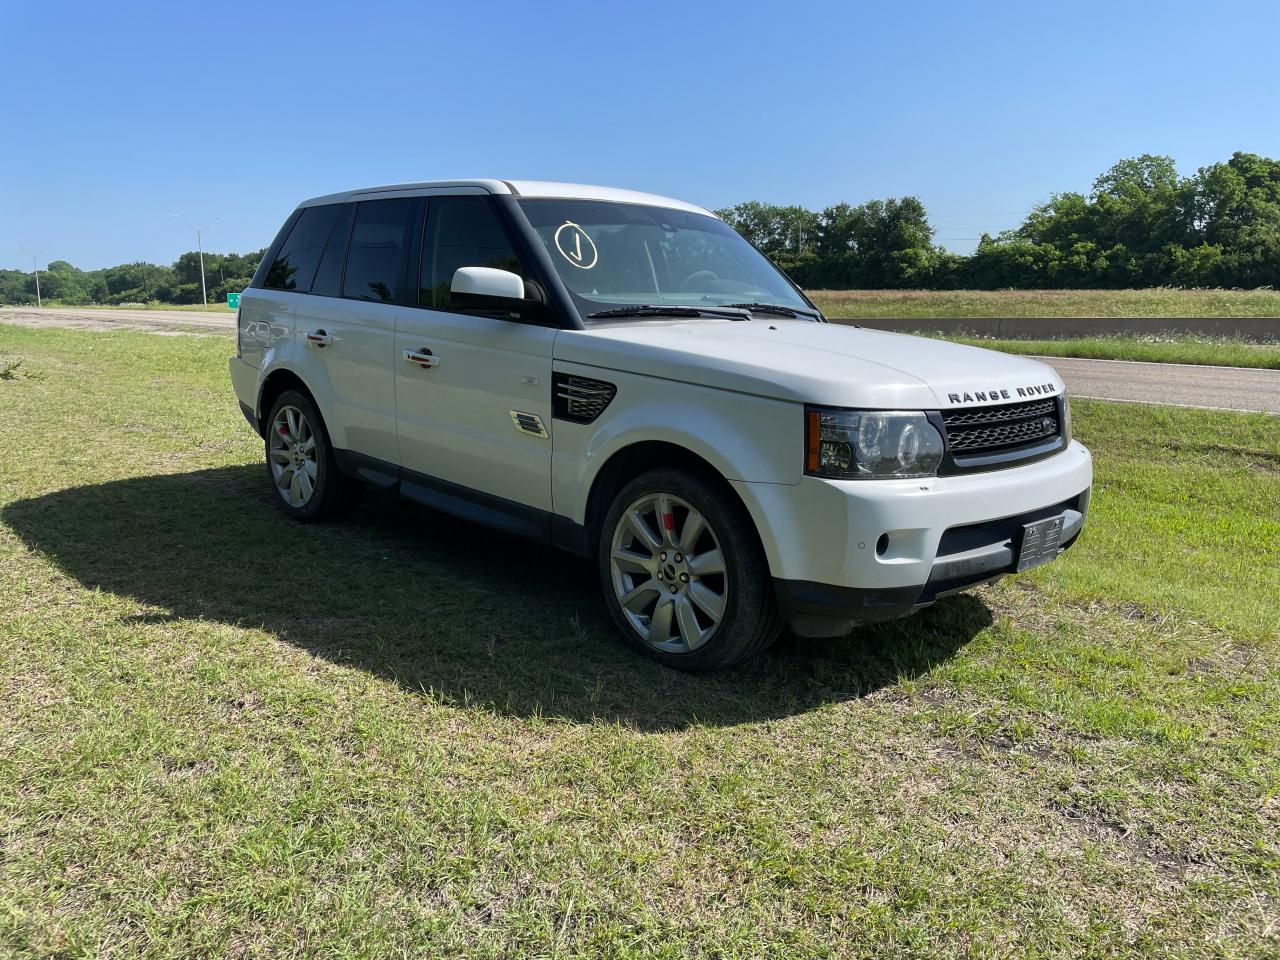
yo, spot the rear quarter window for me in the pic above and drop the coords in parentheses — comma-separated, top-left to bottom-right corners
(309, 204, 355, 298)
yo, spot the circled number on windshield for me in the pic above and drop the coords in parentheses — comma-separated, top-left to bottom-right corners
(554, 221, 599, 270)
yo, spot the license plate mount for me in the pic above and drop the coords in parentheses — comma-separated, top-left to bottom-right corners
(1016, 515, 1066, 572)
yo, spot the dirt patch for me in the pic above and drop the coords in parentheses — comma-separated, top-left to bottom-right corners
(1046, 797, 1199, 879)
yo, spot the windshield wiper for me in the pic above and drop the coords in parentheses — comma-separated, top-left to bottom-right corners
(586, 305, 751, 321)
(719, 302, 813, 318)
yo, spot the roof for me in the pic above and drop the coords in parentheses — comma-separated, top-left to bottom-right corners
(296, 179, 714, 216)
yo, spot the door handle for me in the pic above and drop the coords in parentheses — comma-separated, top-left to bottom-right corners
(306, 330, 334, 347)
(404, 348, 440, 369)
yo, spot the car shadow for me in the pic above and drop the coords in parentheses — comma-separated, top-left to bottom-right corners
(2, 465, 991, 730)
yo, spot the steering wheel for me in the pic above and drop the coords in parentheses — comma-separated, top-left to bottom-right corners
(680, 269, 720, 290)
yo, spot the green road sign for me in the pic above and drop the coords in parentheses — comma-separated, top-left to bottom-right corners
(227, 292, 241, 310)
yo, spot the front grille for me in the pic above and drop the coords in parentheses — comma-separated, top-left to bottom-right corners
(553, 374, 616, 424)
(941, 397, 1061, 455)
(942, 397, 1055, 426)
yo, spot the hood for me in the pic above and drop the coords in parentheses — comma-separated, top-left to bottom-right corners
(554, 319, 1064, 409)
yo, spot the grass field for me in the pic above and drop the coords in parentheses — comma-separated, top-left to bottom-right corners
(1, 325, 1278, 958)
(809, 288, 1280, 319)
(942, 334, 1280, 370)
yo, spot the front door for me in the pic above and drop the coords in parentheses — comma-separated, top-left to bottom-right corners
(394, 195, 557, 528)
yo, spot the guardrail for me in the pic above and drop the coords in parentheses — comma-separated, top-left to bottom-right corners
(828, 316, 1280, 342)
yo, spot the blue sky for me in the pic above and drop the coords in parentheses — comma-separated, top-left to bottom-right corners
(3, 0, 1278, 269)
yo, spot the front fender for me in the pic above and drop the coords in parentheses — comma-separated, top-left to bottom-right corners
(551, 365, 802, 525)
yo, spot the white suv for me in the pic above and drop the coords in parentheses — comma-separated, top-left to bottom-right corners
(230, 180, 1092, 670)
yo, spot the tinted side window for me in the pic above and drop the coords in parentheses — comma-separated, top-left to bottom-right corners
(420, 197, 524, 311)
(342, 198, 417, 303)
(309, 204, 355, 298)
(264, 204, 343, 292)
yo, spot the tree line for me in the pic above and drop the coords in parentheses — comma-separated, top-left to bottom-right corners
(0, 249, 264, 307)
(716, 151, 1280, 289)
(2, 151, 1277, 304)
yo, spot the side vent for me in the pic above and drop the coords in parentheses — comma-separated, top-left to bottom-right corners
(553, 373, 617, 424)
(509, 410, 549, 438)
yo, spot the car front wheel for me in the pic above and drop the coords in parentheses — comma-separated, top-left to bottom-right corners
(598, 468, 782, 671)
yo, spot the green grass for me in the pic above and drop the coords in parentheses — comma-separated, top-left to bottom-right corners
(1, 324, 1277, 958)
(940, 334, 1280, 369)
(809, 287, 1280, 319)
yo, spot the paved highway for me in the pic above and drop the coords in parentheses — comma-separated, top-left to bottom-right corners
(2, 307, 1277, 414)
(1044, 356, 1280, 414)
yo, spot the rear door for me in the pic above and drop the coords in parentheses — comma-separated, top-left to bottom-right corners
(292, 197, 419, 464)
(242, 205, 344, 371)
(394, 195, 556, 520)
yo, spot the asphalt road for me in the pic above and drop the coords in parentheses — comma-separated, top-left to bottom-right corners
(1044, 356, 1280, 414)
(2, 307, 1277, 414)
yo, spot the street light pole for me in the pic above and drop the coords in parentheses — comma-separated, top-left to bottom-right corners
(21, 246, 49, 307)
(174, 214, 220, 308)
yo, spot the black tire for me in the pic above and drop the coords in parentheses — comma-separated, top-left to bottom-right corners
(263, 389, 353, 523)
(597, 467, 783, 671)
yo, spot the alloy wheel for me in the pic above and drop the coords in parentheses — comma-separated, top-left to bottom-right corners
(268, 404, 318, 508)
(608, 492, 728, 653)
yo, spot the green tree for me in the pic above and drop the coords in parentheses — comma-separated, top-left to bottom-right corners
(1189, 152, 1280, 286)
(810, 197, 936, 287)
(715, 201, 819, 259)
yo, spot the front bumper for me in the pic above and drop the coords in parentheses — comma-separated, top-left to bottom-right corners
(731, 441, 1093, 633)
(774, 489, 1088, 634)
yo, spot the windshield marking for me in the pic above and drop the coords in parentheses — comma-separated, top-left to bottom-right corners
(554, 221, 599, 269)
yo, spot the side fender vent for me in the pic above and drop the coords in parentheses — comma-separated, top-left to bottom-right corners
(553, 373, 616, 424)
(510, 410, 550, 438)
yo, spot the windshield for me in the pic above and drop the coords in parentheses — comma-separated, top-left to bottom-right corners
(517, 199, 815, 321)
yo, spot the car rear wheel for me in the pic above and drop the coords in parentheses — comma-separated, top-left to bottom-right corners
(264, 390, 350, 522)
(598, 468, 782, 671)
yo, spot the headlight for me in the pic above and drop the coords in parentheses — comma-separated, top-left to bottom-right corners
(1060, 395, 1072, 442)
(805, 407, 944, 479)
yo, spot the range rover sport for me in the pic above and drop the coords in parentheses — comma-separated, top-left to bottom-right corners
(229, 180, 1092, 670)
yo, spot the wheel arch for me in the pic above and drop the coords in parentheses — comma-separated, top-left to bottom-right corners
(587, 438, 786, 668)
(256, 367, 317, 438)
(582, 440, 757, 552)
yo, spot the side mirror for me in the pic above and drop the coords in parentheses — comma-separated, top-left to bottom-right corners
(451, 266, 525, 301)
(449, 266, 549, 322)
